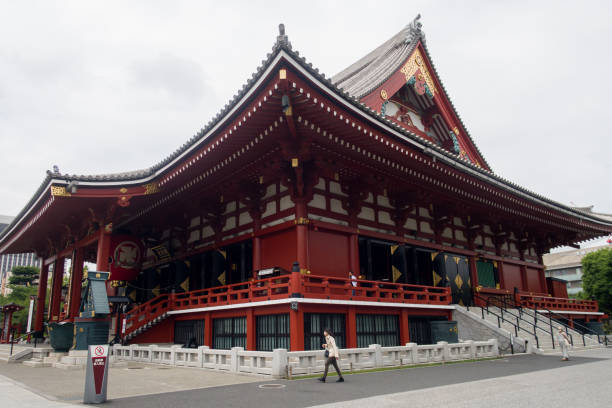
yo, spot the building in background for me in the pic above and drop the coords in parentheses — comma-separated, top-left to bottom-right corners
(0, 215, 41, 296)
(543, 243, 612, 296)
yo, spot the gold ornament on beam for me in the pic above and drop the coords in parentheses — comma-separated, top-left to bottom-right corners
(400, 49, 437, 96)
(51, 186, 71, 197)
(143, 182, 160, 195)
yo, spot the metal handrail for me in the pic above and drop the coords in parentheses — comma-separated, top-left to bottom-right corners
(509, 297, 607, 347)
(485, 295, 560, 349)
(470, 293, 538, 350)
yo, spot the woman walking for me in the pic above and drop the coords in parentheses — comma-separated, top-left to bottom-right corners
(318, 328, 344, 383)
(558, 327, 571, 361)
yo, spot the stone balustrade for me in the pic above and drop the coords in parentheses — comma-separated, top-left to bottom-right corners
(112, 339, 498, 379)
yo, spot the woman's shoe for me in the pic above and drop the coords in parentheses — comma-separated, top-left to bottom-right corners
(318, 377, 326, 382)
(336, 377, 344, 382)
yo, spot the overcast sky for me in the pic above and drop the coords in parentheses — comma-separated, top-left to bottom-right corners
(1, 0, 611, 219)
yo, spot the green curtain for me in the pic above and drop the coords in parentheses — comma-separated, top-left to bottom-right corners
(477, 261, 496, 288)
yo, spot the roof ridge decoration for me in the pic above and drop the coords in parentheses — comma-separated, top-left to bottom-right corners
(274, 23, 292, 50)
(404, 14, 426, 46)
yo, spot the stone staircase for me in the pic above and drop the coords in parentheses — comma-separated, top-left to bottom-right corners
(464, 306, 602, 353)
(1, 343, 125, 369)
(0, 344, 36, 363)
(124, 311, 170, 342)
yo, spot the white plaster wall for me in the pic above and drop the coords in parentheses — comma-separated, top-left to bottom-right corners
(309, 194, 326, 210)
(357, 206, 375, 221)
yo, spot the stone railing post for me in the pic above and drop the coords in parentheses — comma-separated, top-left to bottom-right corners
(171, 344, 181, 365)
(129, 344, 139, 361)
(405, 343, 418, 364)
(230, 347, 244, 372)
(272, 348, 288, 378)
(490, 338, 499, 356)
(466, 340, 476, 359)
(197, 346, 209, 368)
(438, 341, 450, 361)
(369, 344, 383, 367)
(148, 344, 157, 363)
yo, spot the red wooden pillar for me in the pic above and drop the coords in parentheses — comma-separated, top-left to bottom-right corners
(68, 248, 84, 319)
(96, 230, 111, 272)
(399, 309, 410, 345)
(204, 312, 212, 347)
(346, 306, 357, 348)
(295, 200, 309, 272)
(468, 256, 479, 287)
(497, 261, 505, 289)
(48, 259, 64, 322)
(246, 308, 256, 351)
(34, 262, 49, 332)
(252, 235, 262, 279)
(289, 306, 304, 351)
(519, 266, 527, 292)
(348, 233, 359, 275)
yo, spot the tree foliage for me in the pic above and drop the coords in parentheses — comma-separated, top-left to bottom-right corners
(581, 248, 612, 315)
(0, 285, 39, 333)
(8, 266, 39, 286)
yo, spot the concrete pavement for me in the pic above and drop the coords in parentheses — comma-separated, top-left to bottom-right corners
(0, 348, 610, 407)
(311, 348, 612, 407)
(101, 348, 611, 407)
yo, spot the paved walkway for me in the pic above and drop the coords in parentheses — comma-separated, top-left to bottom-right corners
(0, 361, 262, 404)
(0, 348, 610, 407)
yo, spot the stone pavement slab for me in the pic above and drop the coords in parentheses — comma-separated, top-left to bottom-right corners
(310, 348, 612, 407)
(0, 374, 76, 408)
(101, 348, 611, 408)
(0, 361, 262, 402)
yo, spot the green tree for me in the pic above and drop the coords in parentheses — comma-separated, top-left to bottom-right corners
(8, 266, 40, 286)
(0, 285, 38, 333)
(581, 248, 612, 315)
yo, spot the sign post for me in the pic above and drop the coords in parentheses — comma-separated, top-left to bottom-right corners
(84, 344, 109, 404)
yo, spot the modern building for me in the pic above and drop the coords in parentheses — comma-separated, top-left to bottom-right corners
(544, 244, 612, 296)
(0, 18, 610, 348)
(0, 215, 41, 296)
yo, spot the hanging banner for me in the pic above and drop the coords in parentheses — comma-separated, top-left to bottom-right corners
(109, 235, 144, 281)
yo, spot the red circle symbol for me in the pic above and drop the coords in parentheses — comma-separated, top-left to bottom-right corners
(94, 346, 104, 356)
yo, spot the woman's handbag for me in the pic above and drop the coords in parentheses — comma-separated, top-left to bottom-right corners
(324, 349, 329, 358)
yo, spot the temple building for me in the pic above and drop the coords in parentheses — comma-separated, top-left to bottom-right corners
(0, 17, 610, 350)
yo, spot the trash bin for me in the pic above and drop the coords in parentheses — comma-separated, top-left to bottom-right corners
(48, 322, 75, 352)
(430, 320, 459, 343)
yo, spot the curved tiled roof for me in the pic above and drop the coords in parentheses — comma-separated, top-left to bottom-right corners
(2, 21, 612, 248)
(332, 14, 490, 170)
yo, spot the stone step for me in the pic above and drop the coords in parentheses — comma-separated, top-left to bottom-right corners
(53, 362, 85, 370)
(23, 360, 53, 368)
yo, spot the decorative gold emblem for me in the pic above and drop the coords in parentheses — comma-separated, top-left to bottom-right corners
(380, 89, 388, 100)
(279, 69, 287, 80)
(143, 182, 160, 195)
(453, 127, 460, 135)
(119, 187, 128, 193)
(51, 186, 71, 197)
(400, 49, 437, 96)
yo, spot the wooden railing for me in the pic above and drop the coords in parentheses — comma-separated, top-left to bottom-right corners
(171, 275, 291, 310)
(517, 293, 598, 313)
(124, 294, 171, 337)
(123, 273, 451, 339)
(300, 274, 452, 305)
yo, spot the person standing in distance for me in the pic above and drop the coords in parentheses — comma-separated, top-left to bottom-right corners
(349, 271, 357, 296)
(318, 329, 344, 383)
(558, 327, 571, 361)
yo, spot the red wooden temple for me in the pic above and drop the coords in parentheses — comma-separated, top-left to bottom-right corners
(1, 18, 610, 350)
